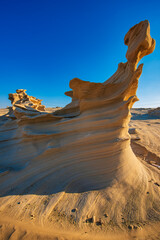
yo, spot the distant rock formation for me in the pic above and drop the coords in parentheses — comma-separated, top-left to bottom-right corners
(148, 107, 160, 118)
(0, 20, 159, 231)
(8, 89, 45, 119)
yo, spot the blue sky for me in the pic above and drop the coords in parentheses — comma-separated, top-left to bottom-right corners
(0, 0, 160, 108)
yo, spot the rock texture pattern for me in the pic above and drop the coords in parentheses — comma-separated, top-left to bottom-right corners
(0, 20, 159, 239)
(8, 89, 45, 119)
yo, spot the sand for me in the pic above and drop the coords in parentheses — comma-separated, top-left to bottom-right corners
(0, 108, 160, 239)
(0, 20, 159, 240)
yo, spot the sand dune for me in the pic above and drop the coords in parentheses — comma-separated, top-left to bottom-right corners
(0, 20, 160, 240)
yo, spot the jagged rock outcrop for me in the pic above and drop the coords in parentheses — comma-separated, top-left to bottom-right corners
(8, 89, 45, 119)
(0, 20, 159, 235)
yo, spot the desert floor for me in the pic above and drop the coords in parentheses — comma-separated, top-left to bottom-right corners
(0, 108, 159, 240)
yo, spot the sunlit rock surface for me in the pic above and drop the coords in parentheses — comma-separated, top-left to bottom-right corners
(0, 21, 159, 239)
(8, 89, 45, 119)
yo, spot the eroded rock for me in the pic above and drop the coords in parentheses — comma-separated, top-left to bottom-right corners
(8, 89, 45, 119)
(0, 21, 159, 232)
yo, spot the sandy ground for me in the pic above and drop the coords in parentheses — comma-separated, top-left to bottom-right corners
(1, 21, 159, 240)
(0, 107, 159, 240)
(130, 108, 160, 166)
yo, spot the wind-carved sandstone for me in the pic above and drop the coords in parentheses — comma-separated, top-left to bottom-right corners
(0, 20, 159, 228)
(8, 89, 45, 119)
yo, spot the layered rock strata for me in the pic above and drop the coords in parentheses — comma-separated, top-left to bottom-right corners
(0, 20, 159, 231)
(8, 89, 45, 119)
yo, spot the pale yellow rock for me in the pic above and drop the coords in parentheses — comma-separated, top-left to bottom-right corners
(124, 20, 155, 67)
(8, 89, 46, 119)
(0, 20, 159, 240)
(9, 89, 45, 111)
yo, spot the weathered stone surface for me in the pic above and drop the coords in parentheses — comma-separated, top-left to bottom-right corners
(8, 89, 45, 118)
(0, 21, 159, 236)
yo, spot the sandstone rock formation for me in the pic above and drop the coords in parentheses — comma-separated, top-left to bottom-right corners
(0, 20, 159, 238)
(8, 89, 45, 119)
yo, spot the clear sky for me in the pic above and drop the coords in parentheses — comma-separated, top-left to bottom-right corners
(0, 0, 160, 108)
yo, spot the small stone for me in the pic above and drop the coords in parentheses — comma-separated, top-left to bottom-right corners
(17, 202, 20, 204)
(134, 225, 138, 229)
(71, 208, 78, 213)
(96, 218, 103, 226)
(86, 216, 95, 223)
(104, 213, 108, 218)
(128, 224, 133, 230)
